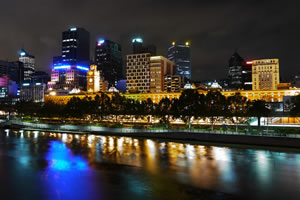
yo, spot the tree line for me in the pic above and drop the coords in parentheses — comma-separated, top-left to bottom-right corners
(11, 90, 287, 127)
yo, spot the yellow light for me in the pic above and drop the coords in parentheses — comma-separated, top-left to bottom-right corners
(172, 42, 175, 46)
(50, 91, 56, 96)
(185, 42, 190, 46)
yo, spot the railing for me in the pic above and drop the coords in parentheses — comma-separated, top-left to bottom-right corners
(5, 120, 300, 139)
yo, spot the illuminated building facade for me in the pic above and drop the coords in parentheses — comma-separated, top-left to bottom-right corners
(95, 39, 122, 87)
(20, 82, 46, 102)
(150, 56, 176, 93)
(45, 88, 300, 105)
(164, 75, 184, 92)
(126, 53, 151, 93)
(48, 65, 89, 91)
(252, 59, 280, 90)
(19, 49, 35, 81)
(0, 76, 18, 103)
(168, 41, 191, 80)
(87, 65, 107, 93)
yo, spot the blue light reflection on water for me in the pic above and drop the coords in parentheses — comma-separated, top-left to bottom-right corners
(43, 141, 101, 200)
(46, 141, 88, 171)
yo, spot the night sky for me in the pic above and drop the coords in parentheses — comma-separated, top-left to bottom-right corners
(0, 0, 299, 81)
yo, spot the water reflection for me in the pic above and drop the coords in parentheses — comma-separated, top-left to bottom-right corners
(2, 130, 300, 200)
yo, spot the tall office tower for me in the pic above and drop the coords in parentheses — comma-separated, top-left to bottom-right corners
(126, 53, 151, 93)
(31, 71, 50, 84)
(49, 27, 91, 91)
(228, 51, 243, 89)
(95, 39, 122, 87)
(0, 60, 24, 84)
(61, 27, 90, 65)
(132, 37, 156, 55)
(168, 41, 191, 80)
(19, 49, 35, 81)
(149, 56, 176, 93)
(252, 59, 280, 90)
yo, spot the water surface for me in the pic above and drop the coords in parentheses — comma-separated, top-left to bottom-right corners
(1, 129, 300, 200)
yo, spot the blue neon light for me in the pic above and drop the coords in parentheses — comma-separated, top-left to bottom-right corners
(53, 65, 71, 70)
(70, 28, 77, 31)
(76, 66, 89, 71)
(97, 39, 105, 46)
(20, 52, 26, 56)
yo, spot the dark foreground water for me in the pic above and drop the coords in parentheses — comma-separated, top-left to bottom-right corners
(1, 129, 300, 200)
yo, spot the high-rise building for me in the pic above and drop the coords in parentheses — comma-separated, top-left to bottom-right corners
(126, 53, 151, 93)
(168, 41, 191, 80)
(0, 60, 24, 84)
(149, 56, 176, 93)
(252, 59, 280, 90)
(19, 49, 35, 81)
(49, 27, 91, 92)
(95, 39, 122, 87)
(132, 37, 156, 56)
(228, 51, 243, 89)
(61, 27, 90, 65)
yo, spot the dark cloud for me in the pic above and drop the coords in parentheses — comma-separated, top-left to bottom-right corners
(0, 0, 299, 81)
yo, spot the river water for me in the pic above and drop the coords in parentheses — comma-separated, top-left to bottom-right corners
(0, 129, 300, 200)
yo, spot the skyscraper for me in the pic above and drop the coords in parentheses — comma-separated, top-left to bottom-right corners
(19, 49, 35, 81)
(49, 27, 91, 91)
(168, 41, 191, 80)
(132, 37, 156, 55)
(95, 39, 122, 87)
(126, 53, 151, 93)
(228, 51, 243, 89)
(61, 27, 90, 65)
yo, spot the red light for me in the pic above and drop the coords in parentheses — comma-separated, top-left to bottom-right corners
(246, 61, 253, 65)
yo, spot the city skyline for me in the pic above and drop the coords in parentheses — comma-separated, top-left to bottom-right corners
(0, 1, 300, 81)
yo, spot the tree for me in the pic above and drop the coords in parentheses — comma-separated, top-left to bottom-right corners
(247, 100, 270, 129)
(289, 95, 300, 116)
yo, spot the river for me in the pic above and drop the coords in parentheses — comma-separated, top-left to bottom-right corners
(0, 129, 300, 200)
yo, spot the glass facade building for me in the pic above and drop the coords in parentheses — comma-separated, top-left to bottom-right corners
(168, 42, 191, 80)
(95, 39, 122, 87)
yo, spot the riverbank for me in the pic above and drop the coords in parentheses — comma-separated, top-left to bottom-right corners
(2, 120, 300, 148)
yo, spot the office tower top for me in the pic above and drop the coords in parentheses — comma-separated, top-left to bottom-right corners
(95, 39, 122, 87)
(19, 48, 35, 81)
(168, 41, 191, 80)
(132, 37, 156, 56)
(61, 27, 90, 65)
